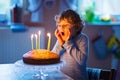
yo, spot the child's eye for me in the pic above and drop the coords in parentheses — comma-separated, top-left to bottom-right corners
(62, 25, 67, 28)
(57, 23, 71, 29)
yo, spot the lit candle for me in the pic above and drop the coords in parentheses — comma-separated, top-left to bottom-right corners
(38, 31, 41, 49)
(31, 34, 34, 50)
(35, 34, 38, 49)
(47, 33, 51, 51)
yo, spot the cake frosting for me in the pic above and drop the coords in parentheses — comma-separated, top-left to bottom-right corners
(23, 49, 60, 65)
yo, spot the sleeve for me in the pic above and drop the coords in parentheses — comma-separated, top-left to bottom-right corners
(77, 35, 89, 64)
(52, 41, 63, 54)
(63, 34, 89, 65)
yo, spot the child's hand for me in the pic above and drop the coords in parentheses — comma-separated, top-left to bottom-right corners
(55, 28, 71, 46)
(62, 28, 70, 42)
(55, 29, 65, 46)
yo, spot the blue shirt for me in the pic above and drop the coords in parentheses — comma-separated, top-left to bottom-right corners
(52, 33, 89, 80)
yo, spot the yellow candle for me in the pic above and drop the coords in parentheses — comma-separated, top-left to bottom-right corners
(31, 34, 34, 50)
(38, 31, 41, 49)
(35, 34, 38, 49)
(47, 33, 51, 51)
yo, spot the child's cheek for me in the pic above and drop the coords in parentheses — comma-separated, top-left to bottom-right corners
(57, 27, 60, 30)
(57, 27, 62, 32)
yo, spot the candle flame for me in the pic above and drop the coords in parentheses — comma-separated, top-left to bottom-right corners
(47, 33, 51, 37)
(31, 34, 34, 39)
(31, 34, 34, 50)
(35, 34, 37, 38)
(38, 31, 41, 35)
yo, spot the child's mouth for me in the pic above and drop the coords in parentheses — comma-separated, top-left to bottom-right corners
(61, 32, 64, 35)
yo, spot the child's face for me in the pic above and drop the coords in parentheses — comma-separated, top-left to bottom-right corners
(56, 19, 76, 39)
(57, 19, 71, 32)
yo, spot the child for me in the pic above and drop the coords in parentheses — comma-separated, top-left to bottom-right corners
(52, 9, 89, 80)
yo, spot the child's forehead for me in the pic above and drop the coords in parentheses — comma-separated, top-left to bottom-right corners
(57, 19, 69, 24)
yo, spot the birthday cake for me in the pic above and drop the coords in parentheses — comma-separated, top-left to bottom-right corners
(23, 49, 60, 65)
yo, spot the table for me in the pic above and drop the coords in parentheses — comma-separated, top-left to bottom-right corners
(0, 64, 73, 80)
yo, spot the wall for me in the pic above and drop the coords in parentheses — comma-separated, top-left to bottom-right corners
(42, 0, 60, 49)
(83, 26, 113, 69)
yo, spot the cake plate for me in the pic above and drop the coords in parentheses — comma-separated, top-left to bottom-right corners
(14, 60, 65, 80)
